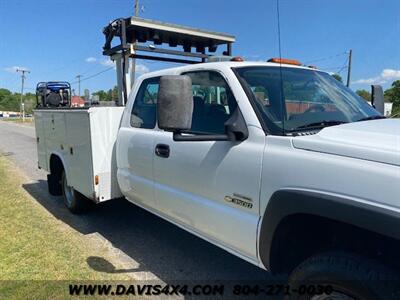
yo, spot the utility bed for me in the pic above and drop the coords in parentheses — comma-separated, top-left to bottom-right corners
(34, 107, 124, 202)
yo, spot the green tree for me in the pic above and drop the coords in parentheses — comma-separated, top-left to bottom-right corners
(106, 89, 113, 101)
(385, 80, 400, 117)
(332, 74, 343, 83)
(112, 86, 118, 102)
(356, 89, 371, 101)
(0, 88, 19, 111)
(92, 86, 119, 102)
(23, 92, 36, 114)
(92, 90, 108, 101)
(384, 80, 400, 104)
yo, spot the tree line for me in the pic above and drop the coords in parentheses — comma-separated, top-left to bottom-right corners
(1, 79, 399, 116)
(0, 85, 119, 113)
(0, 88, 36, 114)
(355, 81, 400, 116)
(92, 86, 119, 102)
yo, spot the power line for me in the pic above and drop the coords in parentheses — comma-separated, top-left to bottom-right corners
(320, 66, 346, 71)
(335, 55, 350, 75)
(71, 66, 114, 85)
(39, 57, 83, 78)
(319, 53, 350, 75)
(304, 51, 348, 65)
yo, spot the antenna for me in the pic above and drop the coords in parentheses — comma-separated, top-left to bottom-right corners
(276, 0, 286, 134)
(346, 49, 352, 87)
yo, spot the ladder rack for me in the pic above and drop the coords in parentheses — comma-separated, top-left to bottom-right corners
(102, 17, 235, 105)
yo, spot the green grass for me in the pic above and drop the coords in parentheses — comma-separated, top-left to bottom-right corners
(0, 157, 134, 299)
(1, 117, 34, 124)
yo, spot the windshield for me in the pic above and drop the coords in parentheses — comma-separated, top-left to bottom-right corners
(234, 66, 380, 135)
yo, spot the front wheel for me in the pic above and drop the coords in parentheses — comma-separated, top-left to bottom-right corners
(61, 171, 93, 214)
(286, 252, 400, 300)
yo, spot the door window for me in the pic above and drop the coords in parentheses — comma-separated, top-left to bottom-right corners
(184, 71, 238, 135)
(131, 77, 160, 129)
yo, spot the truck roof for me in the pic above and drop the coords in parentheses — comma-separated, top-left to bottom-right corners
(139, 61, 325, 79)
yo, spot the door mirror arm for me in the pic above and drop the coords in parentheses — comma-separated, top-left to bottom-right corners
(224, 108, 248, 141)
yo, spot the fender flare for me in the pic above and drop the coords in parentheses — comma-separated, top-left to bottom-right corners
(259, 189, 400, 271)
(48, 151, 69, 180)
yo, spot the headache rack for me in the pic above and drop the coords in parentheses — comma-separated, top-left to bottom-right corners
(102, 17, 235, 105)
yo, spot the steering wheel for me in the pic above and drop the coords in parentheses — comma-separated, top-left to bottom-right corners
(304, 104, 326, 114)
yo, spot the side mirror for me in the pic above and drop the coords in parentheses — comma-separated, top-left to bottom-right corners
(157, 75, 193, 131)
(371, 85, 385, 115)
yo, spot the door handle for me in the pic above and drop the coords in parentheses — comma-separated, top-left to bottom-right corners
(155, 144, 170, 158)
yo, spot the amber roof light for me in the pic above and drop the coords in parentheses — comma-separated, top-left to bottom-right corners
(268, 58, 302, 66)
(230, 56, 244, 62)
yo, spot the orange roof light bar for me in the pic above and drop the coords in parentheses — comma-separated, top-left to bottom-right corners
(230, 56, 244, 62)
(268, 58, 302, 66)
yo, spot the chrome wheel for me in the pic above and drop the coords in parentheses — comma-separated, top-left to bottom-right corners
(62, 173, 74, 207)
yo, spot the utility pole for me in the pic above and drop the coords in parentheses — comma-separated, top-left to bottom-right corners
(346, 49, 352, 87)
(16, 68, 30, 122)
(76, 75, 82, 97)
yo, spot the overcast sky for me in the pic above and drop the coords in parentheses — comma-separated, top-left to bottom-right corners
(1, 0, 399, 93)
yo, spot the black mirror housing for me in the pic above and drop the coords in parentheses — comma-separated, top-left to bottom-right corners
(157, 75, 193, 131)
(371, 85, 385, 115)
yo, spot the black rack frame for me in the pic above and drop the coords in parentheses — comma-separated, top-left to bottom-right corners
(102, 17, 235, 64)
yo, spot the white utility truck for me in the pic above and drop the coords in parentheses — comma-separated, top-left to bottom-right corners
(35, 17, 400, 299)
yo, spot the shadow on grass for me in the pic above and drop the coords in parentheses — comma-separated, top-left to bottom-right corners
(87, 256, 141, 274)
(22, 180, 278, 284)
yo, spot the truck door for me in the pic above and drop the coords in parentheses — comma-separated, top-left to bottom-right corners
(116, 77, 160, 209)
(153, 70, 265, 261)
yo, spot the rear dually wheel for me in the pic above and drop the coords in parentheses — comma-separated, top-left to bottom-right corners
(61, 171, 93, 214)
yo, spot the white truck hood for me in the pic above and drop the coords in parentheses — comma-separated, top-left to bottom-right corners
(292, 119, 400, 166)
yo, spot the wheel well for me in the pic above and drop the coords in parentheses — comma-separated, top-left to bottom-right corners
(269, 214, 400, 275)
(49, 154, 64, 181)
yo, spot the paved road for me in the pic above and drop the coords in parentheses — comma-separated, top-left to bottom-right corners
(0, 120, 274, 284)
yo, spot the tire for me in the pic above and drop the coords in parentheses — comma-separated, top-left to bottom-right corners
(286, 252, 400, 300)
(47, 174, 62, 196)
(61, 171, 93, 214)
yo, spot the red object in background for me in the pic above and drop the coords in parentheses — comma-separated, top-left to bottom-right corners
(286, 101, 337, 115)
(71, 96, 85, 107)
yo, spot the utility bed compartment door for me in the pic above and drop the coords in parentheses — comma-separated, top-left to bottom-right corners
(34, 111, 48, 170)
(89, 107, 124, 201)
(66, 112, 94, 200)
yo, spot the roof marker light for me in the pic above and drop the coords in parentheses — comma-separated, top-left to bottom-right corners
(231, 56, 244, 62)
(268, 58, 302, 66)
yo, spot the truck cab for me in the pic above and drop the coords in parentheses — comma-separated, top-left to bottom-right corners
(116, 59, 396, 261)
